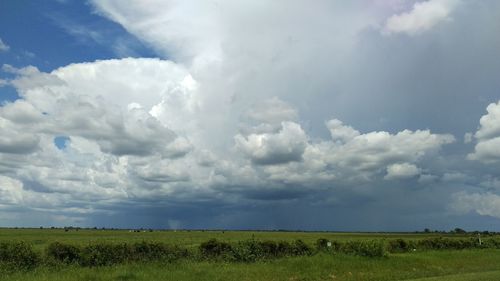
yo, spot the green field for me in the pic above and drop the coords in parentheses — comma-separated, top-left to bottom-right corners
(0, 228, 472, 250)
(1, 229, 499, 281)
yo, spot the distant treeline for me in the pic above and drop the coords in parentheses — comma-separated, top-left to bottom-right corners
(2, 226, 498, 235)
(1, 237, 499, 271)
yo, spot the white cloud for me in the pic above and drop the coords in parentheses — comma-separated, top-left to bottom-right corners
(0, 56, 458, 218)
(1, 0, 488, 226)
(473, 101, 500, 140)
(0, 100, 45, 124)
(468, 101, 500, 163)
(235, 121, 308, 165)
(0, 176, 23, 205)
(248, 119, 454, 185)
(325, 127, 455, 172)
(6, 59, 200, 158)
(382, 0, 459, 35)
(385, 163, 421, 180)
(451, 191, 500, 219)
(0, 58, 211, 213)
(0, 38, 9, 52)
(0, 116, 40, 154)
(326, 119, 360, 143)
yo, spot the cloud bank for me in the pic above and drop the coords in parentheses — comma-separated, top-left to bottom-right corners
(1, 0, 500, 230)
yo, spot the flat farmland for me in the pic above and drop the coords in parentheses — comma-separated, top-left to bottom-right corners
(0, 228, 471, 250)
(1, 229, 500, 281)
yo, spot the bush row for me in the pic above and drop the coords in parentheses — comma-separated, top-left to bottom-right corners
(199, 239, 313, 262)
(316, 239, 388, 257)
(387, 237, 488, 252)
(47, 241, 189, 266)
(2, 237, 500, 270)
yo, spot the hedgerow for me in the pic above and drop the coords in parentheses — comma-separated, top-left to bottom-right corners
(46, 241, 190, 266)
(1, 236, 500, 271)
(199, 239, 313, 262)
(315, 239, 388, 257)
(0, 241, 40, 270)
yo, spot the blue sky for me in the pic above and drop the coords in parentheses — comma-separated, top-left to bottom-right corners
(0, 0, 157, 103)
(1, 0, 500, 231)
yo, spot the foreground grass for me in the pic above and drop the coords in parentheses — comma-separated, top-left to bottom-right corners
(403, 270, 500, 281)
(3, 250, 500, 281)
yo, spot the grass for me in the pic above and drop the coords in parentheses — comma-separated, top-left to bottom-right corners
(3, 250, 500, 281)
(0, 228, 474, 251)
(403, 270, 500, 281)
(0, 229, 498, 281)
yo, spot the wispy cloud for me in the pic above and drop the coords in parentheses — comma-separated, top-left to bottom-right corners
(0, 38, 10, 52)
(47, 13, 144, 58)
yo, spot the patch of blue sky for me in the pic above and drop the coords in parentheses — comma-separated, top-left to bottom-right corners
(0, 0, 159, 104)
(54, 136, 70, 150)
(0, 0, 158, 73)
(0, 86, 19, 103)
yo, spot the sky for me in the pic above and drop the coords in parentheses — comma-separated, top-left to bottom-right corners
(0, 0, 500, 231)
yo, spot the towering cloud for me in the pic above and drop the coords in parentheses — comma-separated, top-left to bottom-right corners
(1, 0, 500, 229)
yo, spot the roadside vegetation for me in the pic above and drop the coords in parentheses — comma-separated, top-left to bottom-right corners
(1, 229, 499, 280)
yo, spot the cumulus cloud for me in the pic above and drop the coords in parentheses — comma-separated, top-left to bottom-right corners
(3, 0, 500, 228)
(0, 100, 44, 124)
(385, 163, 421, 180)
(235, 121, 308, 165)
(326, 119, 360, 143)
(324, 127, 455, 172)
(382, 0, 459, 35)
(0, 176, 23, 205)
(248, 120, 454, 185)
(6, 59, 199, 158)
(473, 101, 500, 140)
(0, 116, 40, 154)
(451, 191, 500, 219)
(0, 58, 212, 219)
(0, 38, 9, 52)
(468, 101, 500, 163)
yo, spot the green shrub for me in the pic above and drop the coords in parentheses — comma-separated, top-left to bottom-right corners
(316, 238, 330, 251)
(291, 239, 313, 256)
(416, 237, 477, 250)
(388, 239, 416, 253)
(483, 238, 500, 249)
(260, 240, 281, 257)
(338, 240, 388, 257)
(46, 241, 190, 267)
(0, 241, 40, 269)
(199, 239, 232, 259)
(231, 240, 263, 262)
(46, 242, 81, 264)
(131, 241, 189, 262)
(80, 243, 128, 266)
